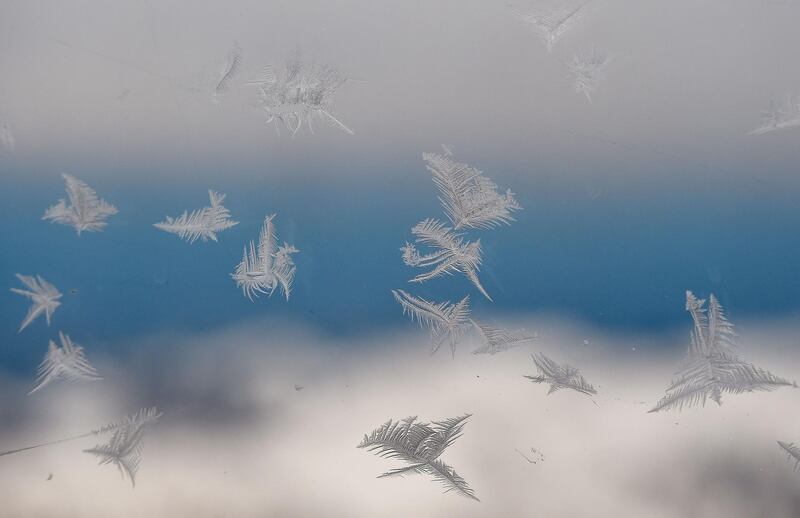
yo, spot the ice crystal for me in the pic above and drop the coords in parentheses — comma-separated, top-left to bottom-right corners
(422, 150, 521, 230)
(778, 441, 800, 471)
(566, 47, 609, 103)
(84, 407, 162, 487)
(392, 289, 471, 357)
(214, 42, 242, 100)
(401, 218, 491, 300)
(250, 56, 352, 136)
(232, 214, 298, 300)
(358, 414, 479, 501)
(154, 190, 238, 243)
(748, 95, 800, 135)
(43, 174, 117, 235)
(1, 407, 161, 488)
(649, 291, 795, 412)
(512, 2, 589, 52)
(525, 352, 597, 396)
(28, 332, 101, 395)
(10, 273, 62, 332)
(470, 319, 536, 355)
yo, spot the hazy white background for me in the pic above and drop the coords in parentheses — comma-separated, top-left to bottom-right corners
(1, 0, 799, 183)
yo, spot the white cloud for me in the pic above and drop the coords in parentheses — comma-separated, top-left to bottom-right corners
(1, 316, 799, 516)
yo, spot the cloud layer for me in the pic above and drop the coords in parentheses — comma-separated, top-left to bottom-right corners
(1, 316, 800, 516)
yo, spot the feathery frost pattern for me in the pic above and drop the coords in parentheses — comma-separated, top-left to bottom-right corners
(512, 2, 589, 52)
(525, 352, 597, 396)
(214, 42, 242, 99)
(154, 190, 238, 243)
(43, 174, 117, 235)
(566, 47, 609, 103)
(251, 56, 352, 136)
(232, 214, 298, 300)
(358, 415, 479, 501)
(11, 273, 62, 332)
(649, 291, 795, 413)
(84, 407, 162, 487)
(401, 218, 491, 300)
(778, 441, 800, 471)
(423, 150, 520, 230)
(392, 289, 471, 357)
(470, 319, 536, 355)
(748, 95, 800, 135)
(28, 332, 101, 395)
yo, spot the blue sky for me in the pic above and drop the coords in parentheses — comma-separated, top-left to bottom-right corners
(2, 161, 799, 374)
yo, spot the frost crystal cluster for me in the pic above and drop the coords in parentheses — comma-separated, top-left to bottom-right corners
(401, 218, 491, 300)
(84, 407, 162, 487)
(11, 273, 62, 332)
(43, 174, 118, 235)
(232, 214, 298, 300)
(566, 47, 609, 102)
(154, 190, 238, 243)
(250, 56, 352, 136)
(0, 407, 161, 488)
(470, 320, 536, 355)
(358, 414, 479, 501)
(392, 289, 471, 357)
(748, 95, 800, 135)
(512, 2, 588, 52)
(525, 352, 597, 396)
(778, 441, 800, 471)
(394, 147, 527, 355)
(649, 291, 795, 412)
(423, 150, 521, 230)
(28, 332, 101, 395)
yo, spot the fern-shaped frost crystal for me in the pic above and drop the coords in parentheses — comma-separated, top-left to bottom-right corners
(154, 190, 238, 243)
(525, 352, 597, 396)
(232, 214, 298, 300)
(251, 56, 352, 137)
(566, 47, 609, 103)
(649, 291, 795, 413)
(748, 95, 800, 135)
(401, 218, 492, 300)
(11, 273, 62, 332)
(28, 332, 101, 395)
(358, 415, 479, 501)
(512, 2, 588, 52)
(84, 407, 162, 487)
(43, 174, 117, 235)
(392, 289, 471, 357)
(778, 441, 800, 471)
(470, 319, 536, 355)
(423, 151, 521, 230)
